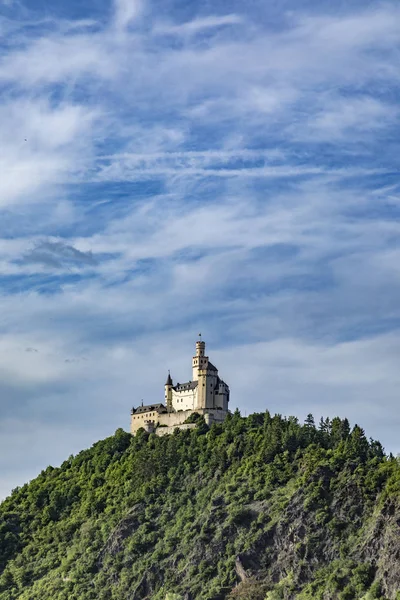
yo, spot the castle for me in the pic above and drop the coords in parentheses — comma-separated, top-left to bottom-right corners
(130, 338, 230, 435)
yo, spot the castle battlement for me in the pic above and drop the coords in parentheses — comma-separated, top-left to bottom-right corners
(130, 338, 230, 435)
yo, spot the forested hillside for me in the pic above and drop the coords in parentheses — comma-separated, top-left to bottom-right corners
(1, 411, 400, 600)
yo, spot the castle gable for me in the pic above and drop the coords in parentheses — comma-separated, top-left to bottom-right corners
(174, 381, 198, 392)
(131, 403, 167, 415)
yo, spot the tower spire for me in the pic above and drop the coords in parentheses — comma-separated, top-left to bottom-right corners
(165, 371, 173, 411)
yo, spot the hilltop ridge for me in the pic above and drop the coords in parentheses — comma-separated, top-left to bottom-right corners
(0, 411, 400, 599)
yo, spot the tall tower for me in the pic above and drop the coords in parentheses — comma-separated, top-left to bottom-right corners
(165, 372, 173, 411)
(192, 336, 209, 409)
(192, 336, 209, 379)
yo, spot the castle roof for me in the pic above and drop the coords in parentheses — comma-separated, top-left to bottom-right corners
(207, 361, 218, 372)
(166, 372, 173, 385)
(131, 403, 167, 415)
(174, 381, 198, 391)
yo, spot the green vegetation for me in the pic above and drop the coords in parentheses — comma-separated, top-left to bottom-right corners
(0, 410, 399, 599)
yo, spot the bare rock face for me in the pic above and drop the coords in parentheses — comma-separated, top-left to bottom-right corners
(97, 504, 143, 566)
(358, 499, 400, 599)
(221, 465, 399, 599)
(235, 556, 248, 582)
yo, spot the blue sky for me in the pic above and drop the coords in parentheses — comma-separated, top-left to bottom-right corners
(0, 0, 400, 498)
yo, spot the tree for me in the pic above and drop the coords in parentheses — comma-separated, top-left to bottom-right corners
(305, 414, 315, 428)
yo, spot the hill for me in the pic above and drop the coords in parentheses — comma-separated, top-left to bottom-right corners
(0, 411, 400, 600)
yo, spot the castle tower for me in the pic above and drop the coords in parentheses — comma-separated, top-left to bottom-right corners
(192, 336, 209, 409)
(165, 372, 173, 412)
(192, 336, 208, 381)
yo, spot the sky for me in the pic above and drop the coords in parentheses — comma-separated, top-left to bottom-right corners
(0, 0, 400, 498)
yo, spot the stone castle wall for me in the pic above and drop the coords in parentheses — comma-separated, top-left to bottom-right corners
(155, 423, 197, 437)
(130, 407, 228, 435)
(158, 408, 227, 428)
(130, 408, 161, 434)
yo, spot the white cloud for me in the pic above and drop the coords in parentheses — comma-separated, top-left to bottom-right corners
(293, 96, 398, 141)
(296, 9, 400, 49)
(0, 33, 115, 86)
(0, 0, 400, 498)
(0, 98, 99, 207)
(0, 335, 70, 386)
(153, 14, 243, 36)
(113, 0, 142, 31)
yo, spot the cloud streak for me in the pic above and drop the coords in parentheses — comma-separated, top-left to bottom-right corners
(0, 0, 400, 498)
(21, 240, 97, 269)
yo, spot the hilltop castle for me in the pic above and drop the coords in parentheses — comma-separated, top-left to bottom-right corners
(130, 338, 230, 435)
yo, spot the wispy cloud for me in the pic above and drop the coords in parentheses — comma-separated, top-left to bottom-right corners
(292, 96, 398, 142)
(0, 0, 400, 498)
(0, 98, 99, 207)
(153, 14, 243, 36)
(21, 240, 97, 269)
(113, 0, 142, 31)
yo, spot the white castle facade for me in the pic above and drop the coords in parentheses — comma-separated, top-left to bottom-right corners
(130, 338, 230, 435)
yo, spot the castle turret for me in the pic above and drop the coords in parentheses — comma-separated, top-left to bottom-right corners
(165, 371, 173, 411)
(192, 337, 209, 409)
(143, 420, 155, 434)
(192, 337, 208, 381)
